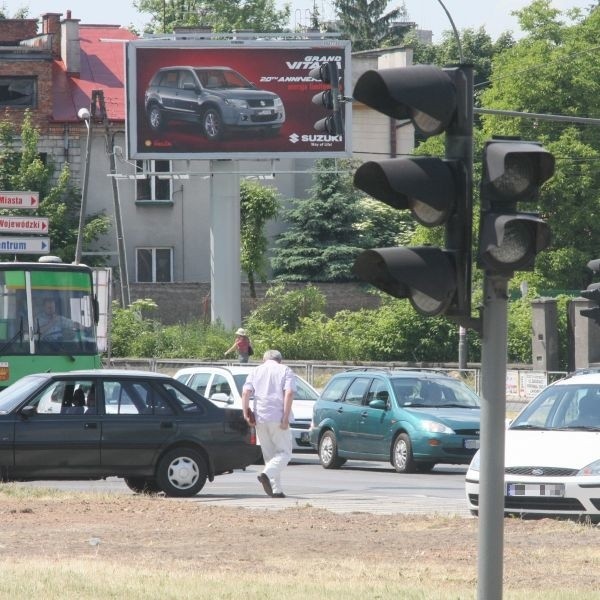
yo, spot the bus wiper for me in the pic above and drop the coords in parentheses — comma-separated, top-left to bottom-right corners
(0, 317, 24, 355)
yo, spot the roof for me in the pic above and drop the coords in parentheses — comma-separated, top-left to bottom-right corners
(52, 25, 137, 123)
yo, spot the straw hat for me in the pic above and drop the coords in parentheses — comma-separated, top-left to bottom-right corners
(235, 328, 248, 336)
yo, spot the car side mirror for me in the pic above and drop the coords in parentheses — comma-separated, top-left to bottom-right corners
(210, 392, 233, 405)
(369, 399, 387, 411)
(20, 405, 36, 419)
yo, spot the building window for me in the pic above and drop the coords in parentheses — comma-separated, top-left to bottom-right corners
(136, 248, 173, 283)
(0, 77, 37, 107)
(135, 160, 172, 201)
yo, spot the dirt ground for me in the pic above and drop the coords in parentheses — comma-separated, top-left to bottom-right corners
(0, 489, 599, 594)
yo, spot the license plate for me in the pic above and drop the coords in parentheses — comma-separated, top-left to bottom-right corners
(258, 110, 272, 115)
(506, 483, 565, 497)
(464, 438, 480, 449)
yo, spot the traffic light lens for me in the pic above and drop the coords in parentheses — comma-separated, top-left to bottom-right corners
(412, 110, 443, 137)
(411, 197, 447, 226)
(493, 154, 535, 197)
(487, 220, 533, 265)
(410, 288, 452, 316)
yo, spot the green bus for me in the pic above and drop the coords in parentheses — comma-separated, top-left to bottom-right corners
(0, 260, 102, 388)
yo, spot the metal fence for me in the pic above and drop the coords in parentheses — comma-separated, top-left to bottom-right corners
(106, 357, 567, 409)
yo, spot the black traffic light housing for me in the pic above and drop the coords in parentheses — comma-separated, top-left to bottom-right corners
(351, 64, 476, 328)
(309, 61, 343, 136)
(478, 139, 555, 275)
(580, 259, 600, 325)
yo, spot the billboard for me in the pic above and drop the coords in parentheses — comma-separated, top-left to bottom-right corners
(125, 38, 352, 160)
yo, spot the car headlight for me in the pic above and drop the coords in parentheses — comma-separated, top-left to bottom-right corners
(273, 97, 283, 108)
(420, 419, 455, 434)
(468, 450, 481, 472)
(577, 459, 600, 476)
(225, 99, 249, 109)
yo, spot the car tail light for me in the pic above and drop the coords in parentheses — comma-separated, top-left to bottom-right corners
(250, 426, 257, 445)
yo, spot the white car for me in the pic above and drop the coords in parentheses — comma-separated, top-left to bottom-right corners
(174, 365, 318, 452)
(465, 372, 600, 522)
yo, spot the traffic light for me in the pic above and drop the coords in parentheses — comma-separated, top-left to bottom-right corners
(309, 61, 343, 135)
(351, 65, 475, 326)
(478, 140, 555, 275)
(580, 259, 600, 324)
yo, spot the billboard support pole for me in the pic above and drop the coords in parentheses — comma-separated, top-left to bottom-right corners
(210, 160, 242, 329)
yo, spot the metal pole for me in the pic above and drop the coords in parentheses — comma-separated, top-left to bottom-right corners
(477, 273, 509, 600)
(74, 113, 92, 264)
(458, 325, 467, 370)
(106, 130, 130, 308)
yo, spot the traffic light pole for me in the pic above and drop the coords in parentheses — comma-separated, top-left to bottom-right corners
(478, 272, 509, 600)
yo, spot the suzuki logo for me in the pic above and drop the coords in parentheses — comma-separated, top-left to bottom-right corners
(289, 133, 300, 144)
(531, 468, 544, 476)
(260, 100, 266, 107)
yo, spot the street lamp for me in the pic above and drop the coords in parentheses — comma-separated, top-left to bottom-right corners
(75, 106, 92, 264)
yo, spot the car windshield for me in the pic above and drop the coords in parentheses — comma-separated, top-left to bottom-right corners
(511, 383, 600, 430)
(0, 374, 47, 413)
(196, 69, 253, 90)
(391, 377, 480, 408)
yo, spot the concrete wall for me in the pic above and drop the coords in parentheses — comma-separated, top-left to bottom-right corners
(127, 281, 382, 325)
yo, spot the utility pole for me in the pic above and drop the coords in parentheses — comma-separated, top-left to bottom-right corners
(95, 90, 131, 308)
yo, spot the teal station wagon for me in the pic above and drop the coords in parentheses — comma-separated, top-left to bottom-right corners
(309, 369, 481, 473)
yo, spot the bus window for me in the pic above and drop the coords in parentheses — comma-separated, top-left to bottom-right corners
(0, 263, 101, 388)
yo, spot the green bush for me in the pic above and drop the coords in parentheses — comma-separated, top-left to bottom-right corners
(108, 286, 568, 370)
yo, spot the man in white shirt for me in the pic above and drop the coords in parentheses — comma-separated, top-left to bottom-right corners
(242, 349, 295, 498)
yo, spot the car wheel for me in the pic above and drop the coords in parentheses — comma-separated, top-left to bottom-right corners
(156, 448, 208, 497)
(318, 431, 346, 469)
(147, 104, 165, 132)
(391, 433, 416, 473)
(124, 477, 162, 495)
(202, 108, 224, 140)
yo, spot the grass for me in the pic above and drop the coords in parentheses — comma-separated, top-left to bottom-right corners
(0, 557, 598, 600)
(1, 486, 599, 599)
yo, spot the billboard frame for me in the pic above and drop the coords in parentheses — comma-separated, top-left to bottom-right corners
(125, 37, 352, 160)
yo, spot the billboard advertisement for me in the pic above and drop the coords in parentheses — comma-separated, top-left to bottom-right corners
(125, 38, 352, 160)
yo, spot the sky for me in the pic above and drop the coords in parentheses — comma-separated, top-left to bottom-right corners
(0, 0, 593, 40)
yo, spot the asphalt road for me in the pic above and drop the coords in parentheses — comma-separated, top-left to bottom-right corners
(15, 454, 472, 517)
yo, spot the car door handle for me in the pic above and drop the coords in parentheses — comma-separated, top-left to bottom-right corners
(337, 407, 344, 413)
(84, 422, 97, 429)
(160, 422, 174, 429)
(361, 411, 368, 418)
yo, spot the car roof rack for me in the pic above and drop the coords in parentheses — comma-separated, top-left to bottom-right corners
(342, 366, 450, 377)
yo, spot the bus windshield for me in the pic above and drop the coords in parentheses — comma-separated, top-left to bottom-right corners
(0, 265, 98, 357)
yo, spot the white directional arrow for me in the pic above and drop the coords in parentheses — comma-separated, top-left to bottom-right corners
(0, 237, 50, 254)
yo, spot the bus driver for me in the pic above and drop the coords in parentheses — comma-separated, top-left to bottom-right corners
(37, 298, 79, 342)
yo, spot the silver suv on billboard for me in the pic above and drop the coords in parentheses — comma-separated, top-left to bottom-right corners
(144, 66, 286, 140)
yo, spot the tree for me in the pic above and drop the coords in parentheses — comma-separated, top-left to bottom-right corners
(335, 0, 407, 51)
(0, 111, 110, 263)
(405, 27, 515, 96)
(133, 0, 290, 33)
(479, 0, 600, 289)
(272, 159, 363, 281)
(354, 197, 415, 248)
(240, 180, 280, 299)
